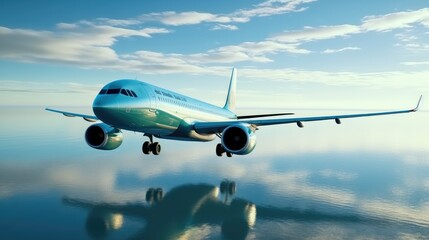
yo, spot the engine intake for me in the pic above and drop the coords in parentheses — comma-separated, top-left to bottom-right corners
(85, 123, 123, 150)
(221, 124, 256, 155)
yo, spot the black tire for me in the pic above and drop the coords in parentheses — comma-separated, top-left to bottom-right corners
(151, 142, 161, 155)
(228, 181, 236, 195)
(226, 152, 232, 158)
(142, 141, 151, 154)
(146, 188, 155, 203)
(220, 181, 228, 194)
(154, 188, 163, 202)
(216, 143, 224, 157)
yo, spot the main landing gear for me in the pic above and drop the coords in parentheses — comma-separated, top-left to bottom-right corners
(146, 187, 163, 204)
(142, 134, 161, 155)
(216, 143, 232, 157)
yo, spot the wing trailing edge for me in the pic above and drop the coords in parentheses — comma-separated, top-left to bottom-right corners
(45, 108, 98, 122)
(194, 96, 422, 134)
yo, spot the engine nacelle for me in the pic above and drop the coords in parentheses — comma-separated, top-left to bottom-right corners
(85, 123, 123, 150)
(221, 123, 256, 155)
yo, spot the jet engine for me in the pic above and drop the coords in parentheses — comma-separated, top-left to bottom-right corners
(85, 123, 123, 150)
(221, 123, 256, 155)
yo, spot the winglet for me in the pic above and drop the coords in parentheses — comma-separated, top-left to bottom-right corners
(223, 68, 237, 112)
(412, 95, 422, 112)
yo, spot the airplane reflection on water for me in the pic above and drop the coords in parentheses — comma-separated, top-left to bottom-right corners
(63, 180, 379, 240)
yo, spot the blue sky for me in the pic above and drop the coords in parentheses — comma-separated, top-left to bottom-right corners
(0, 0, 428, 110)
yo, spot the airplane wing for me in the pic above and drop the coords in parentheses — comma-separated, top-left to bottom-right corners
(237, 112, 294, 119)
(45, 108, 98, 122)
(62, 197, 150, 219)
(194, 96, 422, 134)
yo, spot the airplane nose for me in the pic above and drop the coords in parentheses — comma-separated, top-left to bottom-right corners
(92, 95, 119, 121)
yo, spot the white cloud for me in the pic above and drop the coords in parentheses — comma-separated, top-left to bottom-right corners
(395, 32, 418, 42)
(0, 24, 170, 68)
(140, 11, 248, 26)
(0, 1, 318, 70)
(238, 41, 310, 54)
(185, 41, 309, 63)
(56, 23, 79, 29)
(94, 18, 141, 27)
(0, 81, 102, 94)
(267, 8, 429, 49)
(362, 8, 429, 32)
(322, 47, 361, 54)
(401, 61, 429, 66)
(211, 24, 238, 31)
(140, 27, 171, 35)
(270, 24, 361, 43)
(1, 5, 429, 78)
(121, 50, 208, 74)
(238, 68, 429, 90)
(120, 40, 309, 67)
(138, 0, 316, 26)
(404, 43, 429, 52)
(143, 11, 222, 26)
(237, 0, 316, 18)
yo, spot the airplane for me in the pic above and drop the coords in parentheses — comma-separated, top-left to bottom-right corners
(63, 181, 379, 239)
(46, 68, 422, 157)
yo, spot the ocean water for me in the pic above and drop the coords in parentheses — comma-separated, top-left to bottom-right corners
(0, 107, 428, 239)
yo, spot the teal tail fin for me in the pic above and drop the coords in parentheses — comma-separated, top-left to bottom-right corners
(223, 68, 237, 112)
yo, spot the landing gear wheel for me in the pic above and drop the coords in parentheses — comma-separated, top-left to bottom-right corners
(151, 142, 161, 155)
(146, 188, 155, 203)
(154, 188, 163, 202)
(226, 152, 232, 158)
(228, 181, 236, 195)
(220, 180, 228, 194)
(146, 187, 163, 203)
(142, 141, 151, 155)
(216, 143, 224, 157)
(220, 180, 237, 195)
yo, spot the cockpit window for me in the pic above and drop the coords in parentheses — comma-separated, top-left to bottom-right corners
(107, 88, 121, 94)
(99, 88, 137, 97)
(120, 89, 129, 96)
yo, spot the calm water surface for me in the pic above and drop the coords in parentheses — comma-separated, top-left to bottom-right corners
(0, 107, 428, 239)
